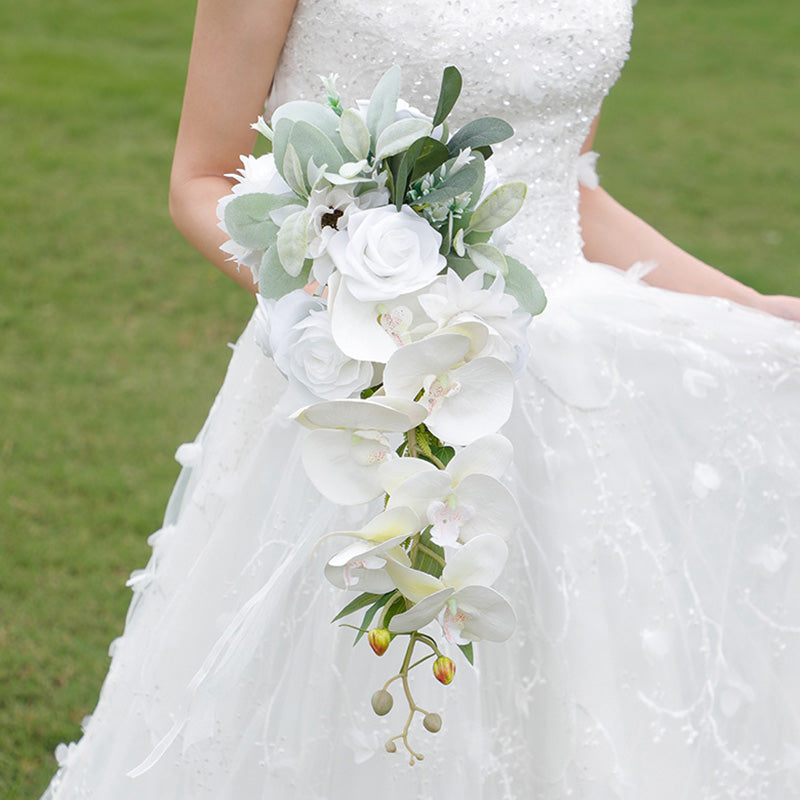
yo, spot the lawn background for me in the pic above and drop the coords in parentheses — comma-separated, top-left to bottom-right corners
(1, 1, 798, 796)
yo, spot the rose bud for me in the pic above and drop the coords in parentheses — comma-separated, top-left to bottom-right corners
(423, 712, 442, 733)
(371, 689, 394, 716)
(368, 628, 391, 656)
(432, 656, 456, 685)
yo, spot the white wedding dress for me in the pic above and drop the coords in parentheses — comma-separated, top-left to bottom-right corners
(42, 0, 800, 797)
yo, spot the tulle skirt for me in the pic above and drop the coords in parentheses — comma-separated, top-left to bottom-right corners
(42, 258, 800, 799)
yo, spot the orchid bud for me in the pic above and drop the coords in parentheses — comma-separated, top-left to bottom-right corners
(371, 689, 394, 716)
(368, 628, 391, 656)
(385, 740, 397, 753)
(423, 712, 442, 733)
(432, 656, 456, 685)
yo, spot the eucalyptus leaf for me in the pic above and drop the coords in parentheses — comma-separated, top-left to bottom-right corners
(338, 108, 372, 160)
(366, 65, 402, 145)
(448, 117, 514, 155)
(394, 137, 427, 210)
(288, 120, 344, 176)
(224, 193, 292, 250)
(504, 255, 547, 316)
(469, 182, 527, 232)
(453, 227, 466, 257)
(276, 209, 308, 276)
(432, 65, 463, 128)
(466, 242, 508, 276)
(375, 117, 433, 161)
(464, 152, 486, 211)
(282, 143, 308, 198)
(409, 137, 452, 183)
(257, 245, 312, 300)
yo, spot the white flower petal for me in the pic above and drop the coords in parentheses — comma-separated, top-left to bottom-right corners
(378, 456, 437, 494)
(455, 473, 519, 541)
(451, 585, 517, 642)
(426, 358, 514, 446)
(383, 333, 473, 399)
(442, 533, 508, 589)
(388, 588, 454, 633)
(386, 471, 451, 517)
(293, 397, 425, 432)
(385, 560, 445, 604)
(328, 506, 422, 543)
(447, 434, 514, 483)
(301, 429, 389, 504)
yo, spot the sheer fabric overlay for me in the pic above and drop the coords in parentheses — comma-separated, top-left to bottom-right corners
(43, 0, 800, 797)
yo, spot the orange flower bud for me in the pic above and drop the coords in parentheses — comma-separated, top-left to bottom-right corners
(368, 628, 391, 656)
(432, 655, 456, 685)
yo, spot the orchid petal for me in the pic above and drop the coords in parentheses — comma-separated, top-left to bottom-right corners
(437, 320, 489, 360)
(442, 533, 508, 589)
(385, 559, 445, 603)
(388, 588, 454, 633)
(324, 541, 399, 594)
(386, 471, 452, 517)
(451, 586, 517, 642)
(378, 456, 437, 494)
(425, 357, 513, 446)
(447, 434, 513, 483)
(455, 473, 519, 541)
(301, 429, 388, 504)
(327, 506, 422, 543)
(293, 397, 425, 432)
(382, 333, 472, 400)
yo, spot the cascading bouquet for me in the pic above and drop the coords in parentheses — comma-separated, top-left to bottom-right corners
(218, 65, 546, 763)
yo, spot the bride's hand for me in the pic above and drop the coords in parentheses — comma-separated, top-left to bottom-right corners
(754, 294, 800, 323)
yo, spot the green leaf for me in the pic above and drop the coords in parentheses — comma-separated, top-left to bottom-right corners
(375, 117, 433, 161)
(432, 66, 463, 128)
(504, 255, 547, 316)
(448, 117, 514, 155)
(366, 65, 402, 146)
(339, 108, 371, 160)
(466, 242, 508, 276)
(332, 591, 393, 623)
(224, 193, 293, 250)
(272, 118, 294, 184)
(288, 121, 344, 176)
(468, 182, 527, 232)
(381, 593, 408, 631)
(414, 161, 480, 207)
(257, 245, 312, 299)
(430, 443, 456, 466)
(276, 209, 308, 276)
(354, 593, 396, 645)
(282, 143, 308, 198)
(410, 137, 452, 183)
(458, 642, 474, 666)
(412, 528, 445, 579)
(393, 137, 427, 210)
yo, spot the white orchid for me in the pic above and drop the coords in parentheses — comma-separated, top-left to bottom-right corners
(386, 534, 516, 644)
(293, 398, 427, 504)
(327, 272, 437, 363)
(323, 507, 422, 591)
(383, 332, 514, 446)
(381, 434, 519, 547)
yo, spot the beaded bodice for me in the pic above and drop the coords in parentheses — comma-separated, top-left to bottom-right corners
(270, 0, 634, 276)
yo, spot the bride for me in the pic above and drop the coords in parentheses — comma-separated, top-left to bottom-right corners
(42, 0, 800, 797)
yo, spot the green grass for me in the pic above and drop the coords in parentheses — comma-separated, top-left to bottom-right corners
(1, 1, 798, 796)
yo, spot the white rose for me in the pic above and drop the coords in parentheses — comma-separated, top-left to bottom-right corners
(277, 310, 373, 401)
(327, 205, 446, 302)
(253, 290, 321, 359)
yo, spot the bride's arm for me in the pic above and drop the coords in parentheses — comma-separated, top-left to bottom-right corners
(169, 0, 297, 294)
(578, 118, 800, 322)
